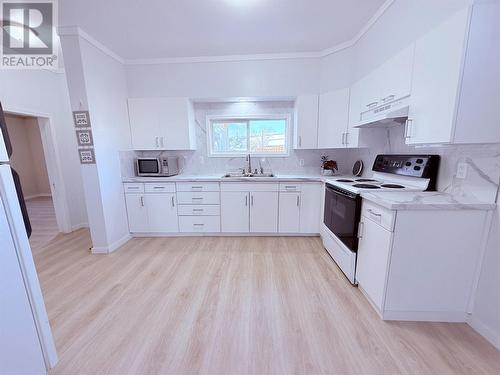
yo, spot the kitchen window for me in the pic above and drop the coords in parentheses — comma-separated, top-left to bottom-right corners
(207, 115, 290, 157)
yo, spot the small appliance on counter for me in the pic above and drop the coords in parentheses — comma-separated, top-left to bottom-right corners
(136, 156, 179, 177)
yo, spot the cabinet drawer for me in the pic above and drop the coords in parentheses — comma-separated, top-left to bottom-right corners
(361, 200, 396, 231)
(176, 182, 220, 192)
(177, 205, 220, 216)
(176, 192, 220, 205)
(279, 183, 301, 192)
(221, 182, 279, 192)
(124, 183, 145, 193)
(144, 183, 176, 193)
(179, 216, 221, 232)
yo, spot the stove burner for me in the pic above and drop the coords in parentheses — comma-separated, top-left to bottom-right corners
(381, 184, 405, 189)
(352, 184, 381, 189)
(336, 179, 354, 183)
(355, 178, 378, 182)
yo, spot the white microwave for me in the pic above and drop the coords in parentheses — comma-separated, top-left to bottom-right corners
(136, 157, 179, 177)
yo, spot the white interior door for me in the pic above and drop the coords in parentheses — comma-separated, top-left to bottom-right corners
(221, 191, 249, 232)
(0, 195, 46, 375)
(146, 193, 179, 233)
(250, 191, 278, 233)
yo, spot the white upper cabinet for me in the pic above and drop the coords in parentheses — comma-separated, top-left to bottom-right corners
(317, 88, 350, 149)
(128, 97, 197, 150)
(357, 45, 414, 114)
(293, 95, 319, 149)
(407, 4, 500, 145)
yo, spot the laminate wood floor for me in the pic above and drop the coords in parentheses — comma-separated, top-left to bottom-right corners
(34, 229, 500, 375)
(26, 196, 59, 254)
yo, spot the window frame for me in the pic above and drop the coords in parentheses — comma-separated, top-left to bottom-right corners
(206, 114, 291, 158)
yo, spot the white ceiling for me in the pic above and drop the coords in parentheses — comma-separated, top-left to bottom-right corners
(59, 0, 387, 61)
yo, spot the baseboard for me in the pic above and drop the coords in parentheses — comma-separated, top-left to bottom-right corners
(24, 193, 52, 200)
(131, 232, 320, 238)
(91, 234, 131, 254)
(467, 315, 500, 350)
(70, 222, 89, 232)
(382, 310, 467, 322)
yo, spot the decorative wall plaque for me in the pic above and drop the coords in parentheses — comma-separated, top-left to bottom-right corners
(73, 110, 91, 128)
(78, 148, 96, 164)
(76, 129, 94, 147)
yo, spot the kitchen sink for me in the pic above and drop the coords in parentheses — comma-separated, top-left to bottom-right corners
(223, 173, 275, 178)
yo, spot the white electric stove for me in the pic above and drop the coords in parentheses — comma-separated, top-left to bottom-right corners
(321, 154, 440, 284)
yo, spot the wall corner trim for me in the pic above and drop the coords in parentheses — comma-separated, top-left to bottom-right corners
(91, 233, 131, 254)
(467, 315, 500, 350)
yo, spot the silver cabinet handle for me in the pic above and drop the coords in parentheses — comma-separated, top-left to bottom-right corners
(285, 185, 296, 190)
(366, 101, 378, 109)
(192, 208, 204, 212)
(358, 221, 364, 238)
(368, 209, 382, 219)
(298, 136, 302, 147)
(344, 132, 349, 145)
(382, 95, 395, 103)
(193, 223, 204, 226)
(251, 195, 254, 206)
(405, 119, 413, 140)
(191, 186, 203, 190)
(245, 195, 248, 206)
(171, 196, 175, 207)
(160, 137, 165, 148)
(128, 186, 140, 190)
(296, 195, 300, 207)
(341, 133, 345, 145)
(140, 196, 145, 207)
(155, 137, 159, 148)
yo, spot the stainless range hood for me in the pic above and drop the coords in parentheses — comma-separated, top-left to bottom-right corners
(354, 96, 409, 128)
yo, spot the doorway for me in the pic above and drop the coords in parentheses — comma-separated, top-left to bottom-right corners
(4, 113, 66, 253)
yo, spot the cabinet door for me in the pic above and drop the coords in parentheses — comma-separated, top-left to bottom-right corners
(299, 183, 322, 233)
(377, 45, 415, 103)
(146, 193, 179, 233)
(359, 72, 382, 112)
(294, 95, 319, 149)
(158, 97, 196, 150)
(278, 192, 300, 233)
(128, 98, 161, 150)
(317, 88, 350, 149)
(250, 192, 278, 233)
(356, 218, 393, 311)
(346, 80, 362, 148)
(221, 192, 249, 232)
(407, 7, 469, 145)
(125, 194, 149, 233)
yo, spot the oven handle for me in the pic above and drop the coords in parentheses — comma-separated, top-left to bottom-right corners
(326, 185, 357, 199)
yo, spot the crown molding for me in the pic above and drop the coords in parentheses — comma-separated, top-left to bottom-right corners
(58, 0, 394, 66)
(57, 25, 125, 64)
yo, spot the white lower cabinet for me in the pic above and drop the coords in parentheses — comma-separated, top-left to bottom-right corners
(356, 217, 392, 311)
(147, 194, 178, 233)
(125, 194, 149, 233)
(250, 191, 279, 233)
(220, 191, 250, 232)
(356, 199, 489, 322)
(278, 192, 300, 233)
(124, 189, 179, 233)
(178, 216, 220, 233)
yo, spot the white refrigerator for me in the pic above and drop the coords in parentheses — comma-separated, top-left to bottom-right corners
(0, 103, 57, 374)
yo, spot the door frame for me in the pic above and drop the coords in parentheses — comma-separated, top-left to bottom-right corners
(3, 105, 72, 233)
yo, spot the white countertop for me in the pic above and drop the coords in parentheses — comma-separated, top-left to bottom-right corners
(360, 191, 496, 211)
(123, 174, 328, 183)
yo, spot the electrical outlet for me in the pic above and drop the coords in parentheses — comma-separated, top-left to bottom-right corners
(456, 162, 468, 179)
(299, 159, 305, 167)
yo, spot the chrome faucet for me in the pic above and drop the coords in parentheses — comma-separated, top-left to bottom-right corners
(244, 154, 252, 175)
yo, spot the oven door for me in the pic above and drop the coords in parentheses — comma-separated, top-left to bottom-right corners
(323, 184, 361, 252)
(136, 158, 160, 176)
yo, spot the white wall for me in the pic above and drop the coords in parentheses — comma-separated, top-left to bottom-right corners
(60, 34, 131, 252)
(5, 115, 51, 199)
(126, 58, 321, 99)
(0, 69, 87, 230)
